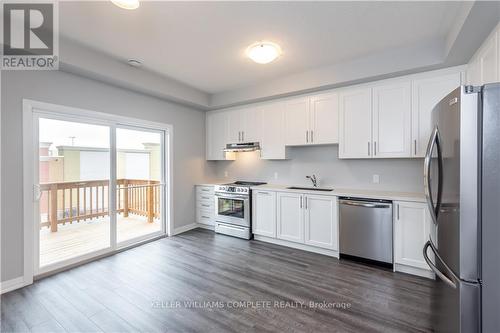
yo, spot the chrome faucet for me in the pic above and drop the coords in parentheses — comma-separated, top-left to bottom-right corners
(306, 174, 318, 187)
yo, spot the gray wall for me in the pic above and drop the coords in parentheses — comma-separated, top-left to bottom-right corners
(1, 70, 208, 282)
(208, 145, 424, 193)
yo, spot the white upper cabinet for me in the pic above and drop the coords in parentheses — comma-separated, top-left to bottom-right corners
(226, 109, 241, 143)
(241, 107, 260, 143)
(226, 107, 261, 143)
(206, 112, 235, 161)
(277, 192, 304, 243)
(206, 66, 465, 161)
(284, 97, 310, 145)
(260, 102, 287, 160)
(478, 29, 499, 85)
(304, 195, 338, 250)
(252, 190, 277, 238)
(411, 71, 462, 157)
(339, 87, 372, 158)
(372, 80, 412, 158)
(284, 93, 339, 146)
(467, 23, 500, 86)
(310, 92, 339, 144)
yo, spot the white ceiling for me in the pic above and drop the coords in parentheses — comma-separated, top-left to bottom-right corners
(60, 1, 465, 95)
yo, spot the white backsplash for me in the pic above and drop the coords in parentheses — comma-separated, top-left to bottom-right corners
(207, 145, 424, 193)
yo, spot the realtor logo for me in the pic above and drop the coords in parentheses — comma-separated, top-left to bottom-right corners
(2, 2, 59, 70)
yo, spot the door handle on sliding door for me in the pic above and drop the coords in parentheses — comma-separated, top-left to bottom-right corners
(424, 126, 443, 225)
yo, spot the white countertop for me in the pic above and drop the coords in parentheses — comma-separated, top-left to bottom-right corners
(251, 184, 426, 203)
(196, 182, 425, 202)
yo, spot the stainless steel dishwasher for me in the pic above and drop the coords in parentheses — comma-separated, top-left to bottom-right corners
(339, 197, 393, 265)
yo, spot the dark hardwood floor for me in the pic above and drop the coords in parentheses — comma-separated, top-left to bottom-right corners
(1, 229, 436, 333)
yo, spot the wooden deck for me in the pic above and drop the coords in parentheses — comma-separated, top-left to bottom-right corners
(39, 215, 162, 267)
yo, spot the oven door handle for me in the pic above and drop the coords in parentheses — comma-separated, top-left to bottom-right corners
(214, 193, 249, 200)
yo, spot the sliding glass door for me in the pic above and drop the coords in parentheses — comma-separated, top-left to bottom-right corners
(116, 126, 164, 245)
(35, 113, 167, 274)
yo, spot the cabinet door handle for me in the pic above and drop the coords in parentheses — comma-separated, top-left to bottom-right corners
(310, 130, 314, 143)
(414, 139, 417, 155)
(242, 131, 245, 142)
(374, 141, 377, 156)
(300, 196, 303, 208)
(368, 142, 371, 156)
(397, 204, 400, 219)
(306, 131, 309, 143)
(305, 197, 308, 209)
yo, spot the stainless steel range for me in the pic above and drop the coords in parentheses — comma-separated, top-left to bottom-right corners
(214, 181, 266, 239)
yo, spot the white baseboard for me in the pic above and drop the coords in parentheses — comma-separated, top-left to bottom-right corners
(172, 222, 198, 235)
(1, 276, 26, 294)
(196, 223, 214, 231)
(254, 235, 340, 258)
(394, 263, 435, 279)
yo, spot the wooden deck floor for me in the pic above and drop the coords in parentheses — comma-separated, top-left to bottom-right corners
(40, 215, 161, 267)
(2, 229, 437, 333)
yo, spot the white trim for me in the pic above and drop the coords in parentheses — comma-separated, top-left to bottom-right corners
(394, 263, 435, 280)
(0, 276, 27, 294)
(196, 224, 214, 231)
(172, 223, 198, 236)
(23, 99, 173, 281)
(254, 235, 340, 258)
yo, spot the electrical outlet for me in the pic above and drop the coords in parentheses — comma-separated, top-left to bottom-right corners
(274, 172, 278, 180)
(373, 174, 380, 184)
(224, 171, 228, 178)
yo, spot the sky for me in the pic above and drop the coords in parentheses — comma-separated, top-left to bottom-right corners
(39, 118, 161, 153)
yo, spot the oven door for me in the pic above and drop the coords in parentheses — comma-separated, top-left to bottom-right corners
(214, 193, 250, 227)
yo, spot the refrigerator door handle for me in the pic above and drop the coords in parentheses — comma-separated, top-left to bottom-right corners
(424, 126, 443, 225)
(423, 240, 458, 289)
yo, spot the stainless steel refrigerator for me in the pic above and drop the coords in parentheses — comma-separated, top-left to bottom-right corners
(422, 84, 500, 333)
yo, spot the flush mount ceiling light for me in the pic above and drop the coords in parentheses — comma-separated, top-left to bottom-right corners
(111, 0, 140, 10)
(246, 41, 282, 64)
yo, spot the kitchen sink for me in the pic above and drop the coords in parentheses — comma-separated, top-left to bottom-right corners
(287, 186, 334, 191)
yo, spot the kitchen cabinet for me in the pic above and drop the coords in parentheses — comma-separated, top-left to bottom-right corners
(285, 92, 339, 146)
(338, 87, 372, 158)
(260, 102, 287, 160)
(284, 97, 310, 145)
(196, 185, 215, 227)
(478, 28, 499, 85)
(309, 92, 339, 144)
(227, 107, 261, 143)
(372, 80, 412, 158)
(277, 192, 304, 243)
(394, 201, 435, 272)
(411, 71, 462, 157)
(252, 190, 276, 237)
(304, 195, 338, 250)
(275, 191, 338, 249)
(467, 23, 500, 86)
(206, 112, 235, 161)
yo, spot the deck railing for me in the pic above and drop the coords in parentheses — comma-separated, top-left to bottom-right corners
(39, 179, 161, 232)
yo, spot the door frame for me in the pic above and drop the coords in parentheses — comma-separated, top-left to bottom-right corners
(22, 99, 173, 281)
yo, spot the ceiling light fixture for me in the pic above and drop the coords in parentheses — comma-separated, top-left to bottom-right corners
(111, 0, 140, 10)
(246, 41, 282, 64)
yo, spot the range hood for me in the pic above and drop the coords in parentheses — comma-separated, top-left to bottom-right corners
(223, 142, 261, 152)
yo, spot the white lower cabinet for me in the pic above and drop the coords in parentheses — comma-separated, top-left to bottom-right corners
(254, 191, 339, 254)
(252, 190, 276, 238)
(277, 192, 304, 243)
(304, 195, 338, 250)
(195, 185, 215, 227)
(394, 201, 436, 275)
